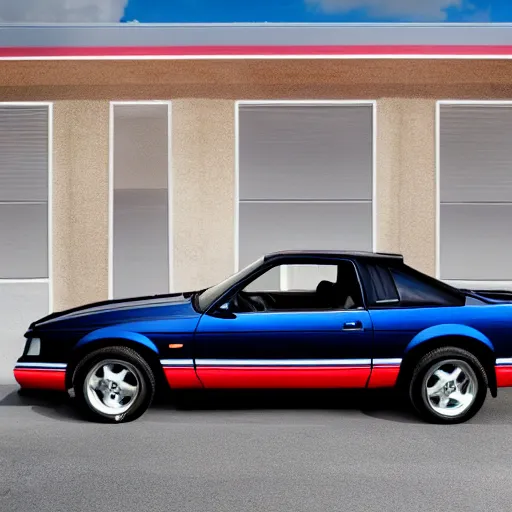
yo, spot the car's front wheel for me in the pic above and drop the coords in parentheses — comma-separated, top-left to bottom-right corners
(72, 346, 155, 423)
(408, 347, 488, 424)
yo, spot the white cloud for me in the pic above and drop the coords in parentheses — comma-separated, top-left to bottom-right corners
(305, 0, 464, 21)
(0, 0, 128, 22)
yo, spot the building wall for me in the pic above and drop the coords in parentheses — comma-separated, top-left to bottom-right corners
(1, 59, 512, 100)
(53, 95, 438, 304)
(375, 99, 436, 275)
(172, 99, 235, 291)
(0, 57, 504, 382)
(0, 58, 458, 302)
(52, 101, 110, 310)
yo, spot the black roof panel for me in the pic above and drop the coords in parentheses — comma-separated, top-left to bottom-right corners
(263, 250, 403, 262)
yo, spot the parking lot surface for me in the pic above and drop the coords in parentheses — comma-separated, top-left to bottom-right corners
(1, 386, 512, 512)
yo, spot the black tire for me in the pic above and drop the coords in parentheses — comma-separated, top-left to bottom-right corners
(71, 346, 156, 423)
(408, 346, 488, 424)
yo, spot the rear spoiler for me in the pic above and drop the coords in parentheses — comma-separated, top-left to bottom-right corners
(459, 288, 512, 301)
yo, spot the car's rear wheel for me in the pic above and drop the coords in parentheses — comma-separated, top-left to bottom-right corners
(72, 346, 155, 423)
(408, 347, 488, 424)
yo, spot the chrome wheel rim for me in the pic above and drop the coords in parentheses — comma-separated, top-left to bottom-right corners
(84, 359, 141, 417)
(423, 359, 478, 418)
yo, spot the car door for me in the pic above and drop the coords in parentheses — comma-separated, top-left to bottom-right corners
(194, 260, 374, 389)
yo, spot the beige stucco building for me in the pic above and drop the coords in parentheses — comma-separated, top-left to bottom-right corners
(1, 23, 512, 380)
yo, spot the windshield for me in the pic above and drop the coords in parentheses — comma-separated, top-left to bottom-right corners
(196, 257, 264, 312)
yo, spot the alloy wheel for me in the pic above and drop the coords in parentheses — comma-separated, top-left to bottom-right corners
(84, 359, 141, 417)
(422, 359, 478, 418)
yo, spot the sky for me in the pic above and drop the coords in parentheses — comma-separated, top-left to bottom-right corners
(0, 0, 510, 23)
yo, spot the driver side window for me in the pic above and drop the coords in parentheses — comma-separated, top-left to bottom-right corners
(230, 261, 363, 313)
(245, 264, 337, 293)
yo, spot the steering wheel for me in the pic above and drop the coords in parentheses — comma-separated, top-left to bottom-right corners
(258, 293, 277, 310)
(246, 293, 277, 312)
(231, 291, 259, 312)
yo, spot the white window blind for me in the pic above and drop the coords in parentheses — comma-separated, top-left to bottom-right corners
(439, 104, 512, 283)
(0, 105, 49, 279)
(112, 104, 170, 299)
(238, 103, 374, 290)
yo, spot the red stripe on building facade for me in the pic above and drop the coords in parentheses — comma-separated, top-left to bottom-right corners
(1, 45, 512, 58)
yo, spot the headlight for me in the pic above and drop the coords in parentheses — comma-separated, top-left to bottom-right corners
(26, 338, 41, 356)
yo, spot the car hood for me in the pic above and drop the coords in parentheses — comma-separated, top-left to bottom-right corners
(31, 291, 202, 331)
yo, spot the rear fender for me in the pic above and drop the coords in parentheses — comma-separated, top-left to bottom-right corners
(405, 324, 494, 354)
(403, 324, 497, 397)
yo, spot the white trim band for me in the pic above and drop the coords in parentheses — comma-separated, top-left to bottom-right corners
(15, 362, 67, 369)
(6, 55, 512, 62)
(373, 358, 402, 366)
(160, 359, 194, 367)
(195, 359, 372, 367)
(161, 358, 403, 367)
(496, 358, 512, 366)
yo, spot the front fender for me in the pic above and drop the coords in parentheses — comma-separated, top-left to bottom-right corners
(405, 324, 494, 354)
(76, 327, 159, 354)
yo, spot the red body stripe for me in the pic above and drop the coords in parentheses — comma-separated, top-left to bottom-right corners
(496, 366, 512, 387)
(13, 369, 66, 391)
(1, 45, 512, 58)
(196, 366, 371, 389)
(163, 367, 203, 389)
(367, 366, 400, 388)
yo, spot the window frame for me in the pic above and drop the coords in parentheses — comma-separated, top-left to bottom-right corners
(204, 256, 368, 314)
(108, 100, 173, 300)
(0, 101, 53, 310)
(356, 261, 400, 308)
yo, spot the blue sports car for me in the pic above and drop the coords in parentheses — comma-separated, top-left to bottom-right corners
(13, 250, 512, 424)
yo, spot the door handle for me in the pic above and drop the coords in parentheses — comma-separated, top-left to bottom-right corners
(342, 321, 363, 331)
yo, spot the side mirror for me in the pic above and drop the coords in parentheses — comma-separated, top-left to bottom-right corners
(209, 300, 236, 319)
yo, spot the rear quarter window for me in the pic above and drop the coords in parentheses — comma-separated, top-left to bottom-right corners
(359, 263, 400, 306)
(390, 267, 465, 307)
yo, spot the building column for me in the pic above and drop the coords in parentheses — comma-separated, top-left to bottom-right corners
(172, 100, 235, 292)
(52, 101, 110, 310)
(376, 98, 437, 276)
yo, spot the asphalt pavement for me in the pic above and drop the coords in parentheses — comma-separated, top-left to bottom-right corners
(1, 385, 512, 512)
